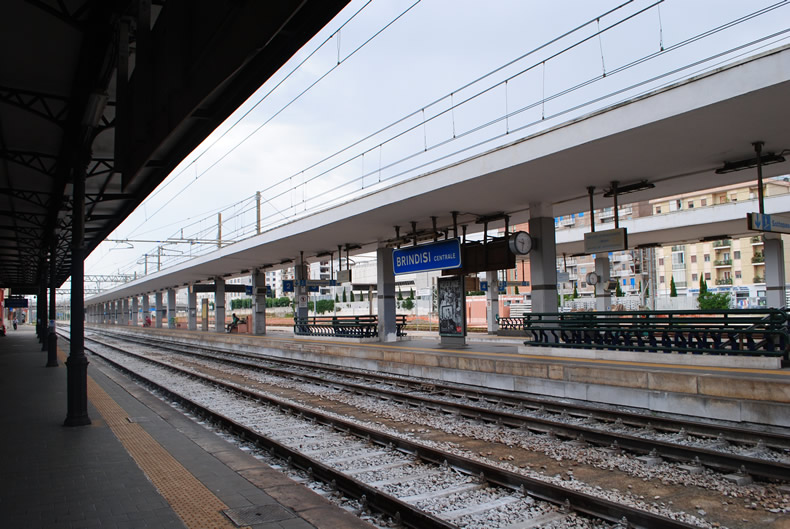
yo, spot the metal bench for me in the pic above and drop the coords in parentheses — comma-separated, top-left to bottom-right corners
(294, 315, 407, 338)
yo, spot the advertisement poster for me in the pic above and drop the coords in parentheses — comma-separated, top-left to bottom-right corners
(438, 276, 465, 337)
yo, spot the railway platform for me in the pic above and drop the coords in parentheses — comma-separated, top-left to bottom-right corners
(0, 324, 373, 529)
(91, 323, 790, 430)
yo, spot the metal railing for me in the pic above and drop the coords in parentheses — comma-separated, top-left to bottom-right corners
(498, 309, 789, 359)
(294, 315, 407, 338)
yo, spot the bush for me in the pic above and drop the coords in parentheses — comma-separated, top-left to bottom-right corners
(275, 296, 291, 307)
(315, 299, 334, 314)
(401, 298, 414, 311)
(698, 291, 730, 310)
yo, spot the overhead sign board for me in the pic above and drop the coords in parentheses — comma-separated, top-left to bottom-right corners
(748, 212, 790, 234)
(282, 280, 295, 292)
(337, 269, 352, 283)
(5, 298, 28, 308)
(584, 228, 628, 254)
(393, 239, 461, 275)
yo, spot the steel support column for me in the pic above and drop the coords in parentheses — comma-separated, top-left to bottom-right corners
(64, 161, 90, 426)
(46, 241, 58, 366)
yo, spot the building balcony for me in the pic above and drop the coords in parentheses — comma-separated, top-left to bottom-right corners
(751, 235, 763, 245)
(715, 278, 733, 285)
(713, 259, 732, 267)
(558, 217, 575, 226)
(712, 240, 732, 248)
(753, 276, 764, 284)
(751, 253, 764, 264)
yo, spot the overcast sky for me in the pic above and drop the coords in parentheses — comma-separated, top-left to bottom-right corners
(85, 0, 790, 279)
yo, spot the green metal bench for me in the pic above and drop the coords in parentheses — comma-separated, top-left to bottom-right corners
(294, 315, 407, 338)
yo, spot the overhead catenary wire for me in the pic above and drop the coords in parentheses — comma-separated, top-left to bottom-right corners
(108, 0, 790, 277)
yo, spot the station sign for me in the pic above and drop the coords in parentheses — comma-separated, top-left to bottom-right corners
(5, 298, 28, 308)
(393, 238, 461, 275)
(748, 212, 790, 234)
(282, 280, 294, 292)
(245, 285, 271, 296)
(584, 228, 628, 254)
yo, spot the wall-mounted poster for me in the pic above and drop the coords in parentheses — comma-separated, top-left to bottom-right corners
(437, 276, 465, 337)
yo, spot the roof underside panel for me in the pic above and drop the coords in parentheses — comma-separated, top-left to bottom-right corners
(0, 0, 350, 292)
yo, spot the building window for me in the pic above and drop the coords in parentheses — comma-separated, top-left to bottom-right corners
(692, 273, 698, 281)
(705, 272, 711, 280)
(691, 255, 697, 263)
(730, 194, 737, 202)
(704, 254, 710, 262)
(719, 196, 727, 204)
(701, 198, 707, 206)
(735, 270, 742, 279)
(688, 201, 694, 208)
(659, 275, 665, 284)
(658, 258, 664, 266)
(655, 205, 662, 214)
(734, 251, 740, 259)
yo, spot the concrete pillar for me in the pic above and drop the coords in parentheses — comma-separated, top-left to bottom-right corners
(252, 269, 267, 335)
(764, 234, 787, 308)
(113, 300, 119, 324)
(215, 278, 226, 333)
(376, 246, 397, 342)
(594, 255, 612, 311)
(187, 286, 197, 331)
(142, 295, 150, 324)
(485, 270, 499, 333)
(294, 263, 308, 321)
(201, 298, 209, 331)
(167, 289, 176, 329)
(122, 298, 129, 325)
(131, 297, 139, 326)
(528, 204, 558, 313)
(154, 292, 163, 328)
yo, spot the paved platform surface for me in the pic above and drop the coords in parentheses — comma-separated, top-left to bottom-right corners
(0, 325, 372, 529)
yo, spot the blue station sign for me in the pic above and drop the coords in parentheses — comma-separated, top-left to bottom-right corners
(393, 239, 462, 275)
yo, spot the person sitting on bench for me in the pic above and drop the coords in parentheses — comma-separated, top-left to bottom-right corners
(226, 313, 240, 333)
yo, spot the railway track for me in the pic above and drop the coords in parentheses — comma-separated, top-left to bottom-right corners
(63, 329, 714, 529)
(89, 328, 790, 482)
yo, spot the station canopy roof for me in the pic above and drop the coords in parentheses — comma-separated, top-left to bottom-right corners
(0, 0, 349, 294)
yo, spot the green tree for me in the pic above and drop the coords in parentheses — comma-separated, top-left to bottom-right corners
(615, 283, 624, 297)
(698, 290, 730, 310)
(342, 290, 347, 303)
(335, 293, 339, 302)
(409, 288, 415, 299)
(572, 285, 579, 299)
(514, 285, 520, 295)
(670, 276, 677, 297)
(402, 298, 414, 311)
(316, 299, 334, 314)
(699, 277, 708, 295)
(397, 288, 403, 300)
(350, 290, 355, 302)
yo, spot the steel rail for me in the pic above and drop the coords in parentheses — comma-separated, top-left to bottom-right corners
(91, 327, 790, 451)
(75, 332, 701, 529)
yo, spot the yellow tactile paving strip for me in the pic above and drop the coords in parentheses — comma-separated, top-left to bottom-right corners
(58, 348, 242, 529)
